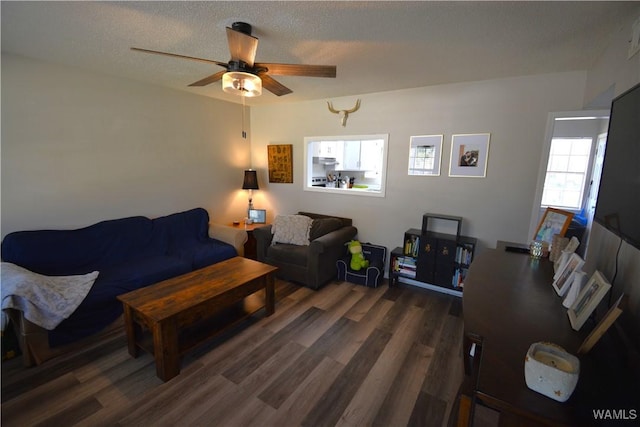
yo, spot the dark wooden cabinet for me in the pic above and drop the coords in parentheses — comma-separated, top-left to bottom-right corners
(391, 214, 476, 295)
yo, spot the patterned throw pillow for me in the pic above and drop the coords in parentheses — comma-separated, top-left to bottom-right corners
(271, 215, 313, 246)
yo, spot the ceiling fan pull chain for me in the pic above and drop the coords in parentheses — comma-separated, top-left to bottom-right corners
(242, 95, 247, 139)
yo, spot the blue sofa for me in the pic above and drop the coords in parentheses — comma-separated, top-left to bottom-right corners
(1, 207, 245, 365)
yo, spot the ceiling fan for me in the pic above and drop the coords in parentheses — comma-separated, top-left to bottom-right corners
(131, 22, 336, 97)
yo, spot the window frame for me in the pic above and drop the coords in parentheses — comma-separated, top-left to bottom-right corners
(541, 136, 594, 211)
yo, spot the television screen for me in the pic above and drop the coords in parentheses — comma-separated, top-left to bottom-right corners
(594, 82, 640, 250)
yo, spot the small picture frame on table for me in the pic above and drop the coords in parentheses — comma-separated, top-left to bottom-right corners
(568, 270, 611, 331)
(554, 236, 581, 274)
(552, 253, 584, 296)
(248, 209, 266, 224)
(577, 293, 626, 354)
(562, 270, 588, 308)
(534, 207, 574, 247)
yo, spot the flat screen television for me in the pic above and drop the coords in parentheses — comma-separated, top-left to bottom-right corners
(594, 82, 640, 385)
(594, 82, 640, 250)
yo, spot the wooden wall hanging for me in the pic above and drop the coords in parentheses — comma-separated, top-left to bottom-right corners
(267, 144, 293, 183)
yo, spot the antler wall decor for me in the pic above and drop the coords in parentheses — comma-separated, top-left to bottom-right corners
(327, 99, 361, 126)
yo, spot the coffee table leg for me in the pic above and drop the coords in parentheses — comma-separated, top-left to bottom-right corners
(122, 305, 139, 358)
(152, 320, 180, 382)
(265, 272, 275, 316)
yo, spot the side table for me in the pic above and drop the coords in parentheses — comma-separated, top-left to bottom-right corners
(230, 222, 268, 260)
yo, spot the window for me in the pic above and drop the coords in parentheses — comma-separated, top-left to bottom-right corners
(541, 137, 593, 210)
(304, 134, 389, 197)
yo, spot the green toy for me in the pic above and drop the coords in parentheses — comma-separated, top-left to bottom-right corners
(347, 240, 369, 271)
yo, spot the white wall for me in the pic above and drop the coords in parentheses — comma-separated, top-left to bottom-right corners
(251, 72, 586, 256)
(1, 54, 251, 237)
(584, 9, 640, 108)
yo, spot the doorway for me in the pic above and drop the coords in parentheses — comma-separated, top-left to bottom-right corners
(529, 110, 609, 253)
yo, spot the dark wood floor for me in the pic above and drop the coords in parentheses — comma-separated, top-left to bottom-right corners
(1, 279, 467, 427)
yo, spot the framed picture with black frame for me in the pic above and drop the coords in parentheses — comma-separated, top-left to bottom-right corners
(248, 209, 266, 224)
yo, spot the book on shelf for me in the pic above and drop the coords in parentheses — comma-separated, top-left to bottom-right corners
(404, 235, 420, 257)
(452, 268, 468, 289)
(455, 245, 473, 265)
(393, 256, 417, 278)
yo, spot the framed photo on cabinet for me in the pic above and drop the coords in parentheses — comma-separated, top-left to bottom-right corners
(568, 270, 611, 331)
(552, 253, 584, 296)
(577, 293, 626, 354)
(534, 207, 574, 246)
(448, 133, 490, 178)
(248, 209, 266, 224)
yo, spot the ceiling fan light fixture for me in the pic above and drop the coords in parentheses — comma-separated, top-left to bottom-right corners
(222, 71, 262, 97)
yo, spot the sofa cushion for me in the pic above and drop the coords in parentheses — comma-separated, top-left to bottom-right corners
(151, 208, 237, 269)
(309, 218, 344, 241)
(1, 262, 99, 330)
(271, 215, 313, 246)
(0, 216, 160, 275)
(267, 244, 309, 267)
(49, 255, 191, 347)
(298, 212, 352, 228)
(83, 256, 191, 305)
(175, 239, 238, 270)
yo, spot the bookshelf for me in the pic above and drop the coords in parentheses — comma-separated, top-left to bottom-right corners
(390, 214, 477, 296)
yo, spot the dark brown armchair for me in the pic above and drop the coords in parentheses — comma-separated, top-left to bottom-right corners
(254, 212, 357, 290)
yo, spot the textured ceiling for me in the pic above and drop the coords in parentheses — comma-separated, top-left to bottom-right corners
(2, 1, 638, 105)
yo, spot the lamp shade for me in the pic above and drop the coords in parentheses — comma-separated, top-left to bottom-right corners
(223, 71, 262, 97)
(242, 170, 259, 190)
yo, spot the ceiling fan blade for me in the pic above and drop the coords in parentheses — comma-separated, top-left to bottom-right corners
(188, 70, 227, 87)
(256, 63, 336, 78)
(131, 47, 228, 68)
(259, 73, 293, 96)
(226, 27, 258, 67)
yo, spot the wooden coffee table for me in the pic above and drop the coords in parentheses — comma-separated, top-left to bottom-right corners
(117, 257, 277, 381)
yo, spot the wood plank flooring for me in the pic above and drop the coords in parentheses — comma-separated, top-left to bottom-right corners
(1, 279, 465, 427)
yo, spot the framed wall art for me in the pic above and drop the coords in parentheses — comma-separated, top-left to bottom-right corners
(568, 270, 611, 331)
(268, 144, 293, 183)
(448, 133, 490, 178)
(408, 135, 443, 176)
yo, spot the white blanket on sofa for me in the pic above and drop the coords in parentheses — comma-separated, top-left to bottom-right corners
(1, 262, 98, 331)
